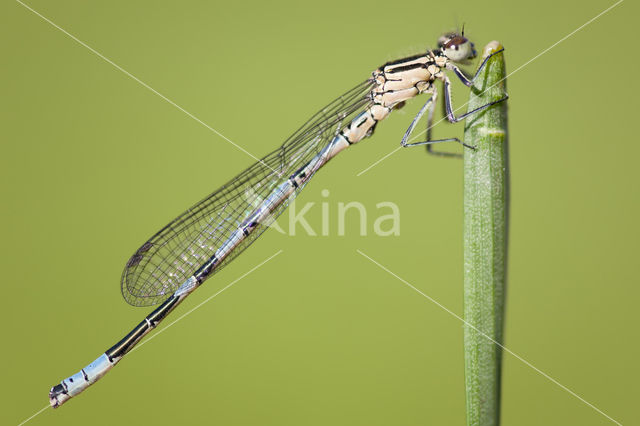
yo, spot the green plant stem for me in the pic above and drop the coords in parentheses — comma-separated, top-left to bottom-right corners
(462, 41, 509, 426)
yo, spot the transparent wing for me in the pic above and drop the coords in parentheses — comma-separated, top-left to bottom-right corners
(121, 80, 375, 306)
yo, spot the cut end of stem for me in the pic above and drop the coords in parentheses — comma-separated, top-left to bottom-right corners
(482, 41, 504, 58)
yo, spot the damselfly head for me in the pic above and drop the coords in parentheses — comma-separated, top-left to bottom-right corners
(438, 33, 477, 63)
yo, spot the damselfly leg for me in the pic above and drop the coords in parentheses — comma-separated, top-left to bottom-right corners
(401, 47, 508, 156)
(447, 47, 505, 88)
(443, 76, 508, 123)
(443, 48, 508, 123)
(400, 88, 471, 158)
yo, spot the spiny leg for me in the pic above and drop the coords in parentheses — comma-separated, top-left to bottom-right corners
(400, 87, 473, 157)
(447, 48, 505, 87)
(400, 93, 435, 147)
(443, 74, 508, 123)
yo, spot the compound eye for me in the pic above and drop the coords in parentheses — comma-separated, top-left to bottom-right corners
(444, 36, 468, 50)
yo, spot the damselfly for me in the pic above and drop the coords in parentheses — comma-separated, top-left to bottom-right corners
(49, 33, 507, 407)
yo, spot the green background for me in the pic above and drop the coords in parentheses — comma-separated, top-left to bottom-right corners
(2, 0, 638, 425)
